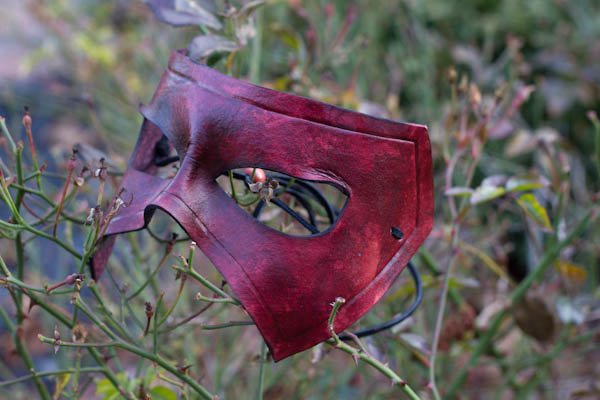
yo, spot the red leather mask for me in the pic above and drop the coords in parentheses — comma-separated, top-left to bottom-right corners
(92, 49, 433, 361)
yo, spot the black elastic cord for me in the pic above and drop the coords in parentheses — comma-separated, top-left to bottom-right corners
(154, 155, 180, 167)
(271, 199, 320, 234)
(338, 261, 422, 340)
(279, 187, 318, 227)
(272, 174, 338, 224)
(153, 135, 179, 166)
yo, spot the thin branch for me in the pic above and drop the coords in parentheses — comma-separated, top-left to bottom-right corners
(0, 367, 105, 387)
(326, 297, 421, 400)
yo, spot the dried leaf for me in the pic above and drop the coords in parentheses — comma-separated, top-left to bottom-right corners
(448, 276, 480, 289)
(475, 299, 505, 330)
(516, 193, 553, 232)
(513, 296, 555, 342)
(458, 240, 513, 283)
(146, 0, 222, 30)
(188, 35, 239, 60)
(555, 260, 588, 286)
(399, 333, 430, 355)
(505, 130, 538, 157)
(234, 0, 265, 21)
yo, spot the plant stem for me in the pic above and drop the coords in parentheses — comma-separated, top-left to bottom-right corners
(2, 275, 136, 399)
(255, 341, 267, 400)
(0, 222, 51, 400)
(430, 152, 481, 399)
(173, 265, 239, 304)
(154, 293, 164, 355)
(70, 297, 216, 399)
(39, 334, 216, 400)
(127, 250, 171, 301)
(0, 303, 51, 399)
(229, 170, 238, 203)
(0, 117, 17, 152)
(194, 320, 254, 331)
(0, 179, 81, 257)
(250, 7, 263, 85)
(0, 367, 105, 387)
(327, 297, 421, 400)
(195, 292, 238, 304)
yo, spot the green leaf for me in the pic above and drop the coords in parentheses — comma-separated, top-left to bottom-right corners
(53, 373, 71, 400)
(444, 187, 473, 197)
(506, 174, 548, 192)
(516, 193, 553, 232)
(95, 378, 115, 394)
(95, 378, 119, 400)
(150, 386, 178, 400)
(272, 27, 300, 50)
(470, 185, 506, 205)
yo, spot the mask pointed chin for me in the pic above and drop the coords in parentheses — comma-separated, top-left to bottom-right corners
(92, 49, 434, 362)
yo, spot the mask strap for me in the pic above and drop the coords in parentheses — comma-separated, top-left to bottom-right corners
(338, 261, 422, 340)
(153, 135, 180, 167)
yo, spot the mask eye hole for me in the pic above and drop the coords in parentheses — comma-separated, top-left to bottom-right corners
(217, 168, 348, 236)
(152, 134, 180, 178)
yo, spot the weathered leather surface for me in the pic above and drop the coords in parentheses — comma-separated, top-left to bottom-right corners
(91, 49, 434, 361)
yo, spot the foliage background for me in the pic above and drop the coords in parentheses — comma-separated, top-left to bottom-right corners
(0, 0, 599, 399)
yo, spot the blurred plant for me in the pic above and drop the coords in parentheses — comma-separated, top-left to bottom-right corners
(426, 67, 599, 399)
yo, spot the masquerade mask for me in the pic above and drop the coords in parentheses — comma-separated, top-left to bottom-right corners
(91, 49, 433, 361)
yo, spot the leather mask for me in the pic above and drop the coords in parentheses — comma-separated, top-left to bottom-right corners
(91, 49, 434, 361)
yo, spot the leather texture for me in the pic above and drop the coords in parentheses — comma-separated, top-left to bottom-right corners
(91, 49, 434, 361)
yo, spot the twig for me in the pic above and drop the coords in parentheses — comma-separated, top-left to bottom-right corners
(158, 273, 187, 326)
(160, 302, 214, 333)
(69, 297, 216, 399)
(38, 332, 216, 400)
(0, 367, 105, 387)
(127, 242, 174, 301)
(326, 297, 421, 400)
(0, 116, 16, 153)
(53, 148, 77, 236)
(430, 152, 480, 399)
(173, 265, 239, 305)
(255, 341, 267, 400)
